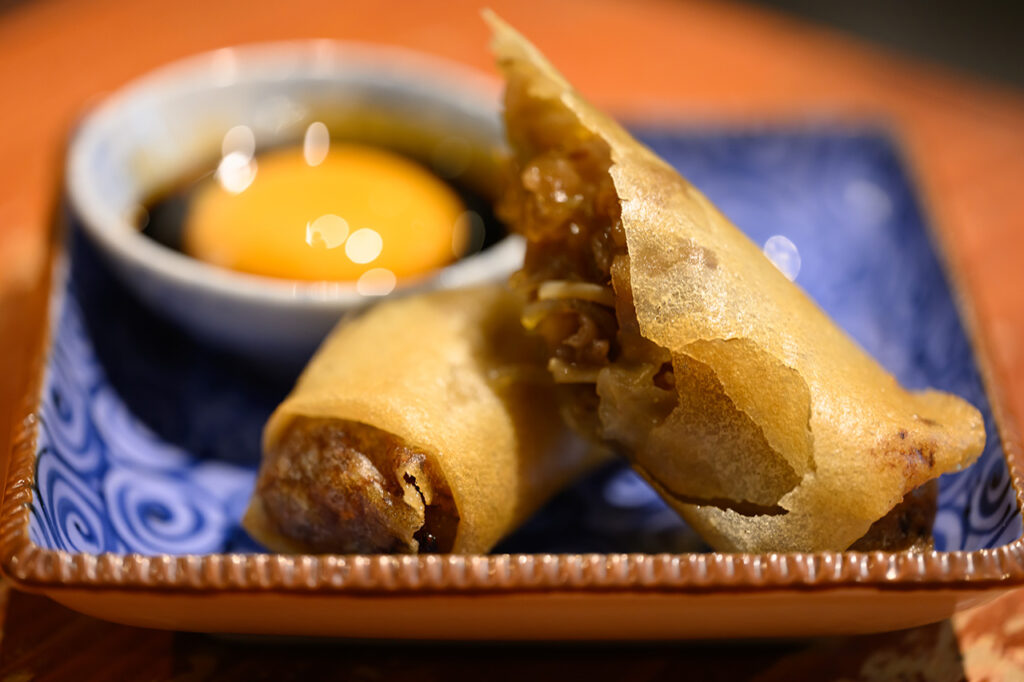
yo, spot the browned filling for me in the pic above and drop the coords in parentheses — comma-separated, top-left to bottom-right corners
(256, 417, 459, 554)
(498, 78, 670, 438)
(850, 480, 938, 551)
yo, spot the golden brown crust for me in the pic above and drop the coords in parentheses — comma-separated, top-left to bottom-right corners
(247, 285, 604, 555)
(487, 12, 985, 552)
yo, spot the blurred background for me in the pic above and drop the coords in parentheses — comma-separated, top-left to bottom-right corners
(2, 0, 1024, 678)
(4, 0, 1021, 83)
(753, 0, 1024, 88)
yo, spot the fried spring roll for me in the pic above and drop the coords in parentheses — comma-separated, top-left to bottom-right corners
(244, 285, 601, 554)
(485, 12, 984, 552)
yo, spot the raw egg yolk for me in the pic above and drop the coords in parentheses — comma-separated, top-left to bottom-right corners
(182, 143, 467, 283)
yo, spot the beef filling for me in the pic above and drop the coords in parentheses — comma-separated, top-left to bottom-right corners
(258, 417, 459, 554)
(498, 78, 669, 438)
(850, 480, 938, 551)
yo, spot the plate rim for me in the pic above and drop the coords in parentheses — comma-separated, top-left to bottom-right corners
(6, 268, 1024, 598)
(5, 136, 1024, 599)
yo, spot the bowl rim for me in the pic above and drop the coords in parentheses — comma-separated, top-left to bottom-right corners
(64, 39, 513, 312)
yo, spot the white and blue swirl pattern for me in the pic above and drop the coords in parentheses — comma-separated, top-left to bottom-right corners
(35, 445, 112, 554)
(52, 295, 106, 391)
(90, 385, 191, 471)
(29, 269, 256, 556)
(28, 127, 1021, 557)
(103, 467, 227, 555)
(39, 355, 102, 474)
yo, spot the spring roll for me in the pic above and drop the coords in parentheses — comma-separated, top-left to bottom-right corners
(485, 12, 985, 552)
(244, 284, 601, 554)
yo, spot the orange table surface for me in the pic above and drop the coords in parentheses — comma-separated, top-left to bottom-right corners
(2, 0, 1024, 677)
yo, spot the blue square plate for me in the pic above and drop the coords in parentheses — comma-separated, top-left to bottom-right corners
(4, 127, 1023, 640)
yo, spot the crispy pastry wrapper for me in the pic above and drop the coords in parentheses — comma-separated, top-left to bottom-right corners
(245, 285, 601, 555)
(486, 12, 985, 552)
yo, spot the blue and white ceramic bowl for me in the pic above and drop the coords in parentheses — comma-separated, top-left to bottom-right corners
(65, 41, 523, 367)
